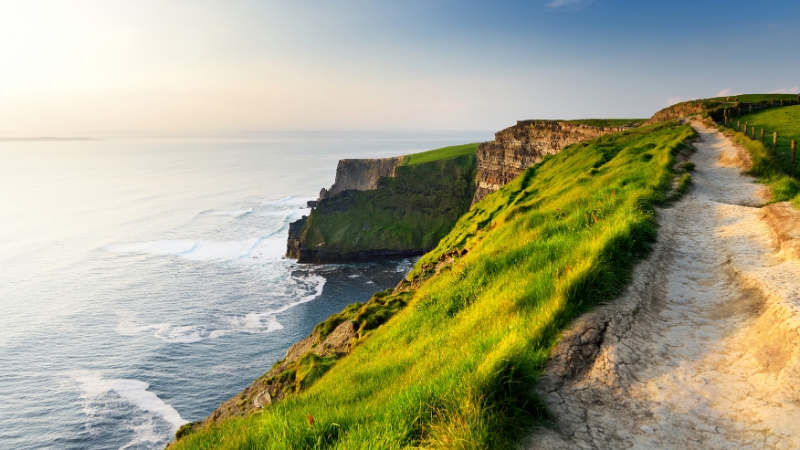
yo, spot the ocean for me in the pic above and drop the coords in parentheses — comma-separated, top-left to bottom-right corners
(0, 131, 490, 449)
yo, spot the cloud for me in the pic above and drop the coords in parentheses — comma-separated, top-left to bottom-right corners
(546, 0, 592, 10)
(667, 96, 683, 106)
(717, 89, 732, 97)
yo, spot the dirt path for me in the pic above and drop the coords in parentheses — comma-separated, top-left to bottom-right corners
(528, 121, 800, 449)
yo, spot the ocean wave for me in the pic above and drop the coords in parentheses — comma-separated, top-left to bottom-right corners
(70, 371, 186, 449)
(260, 196, 315, 207)
(209, 208, 254, 217)
(115, 275, 326, 343)
(105, 235, 287, 262)
(394, 258, 415, 273)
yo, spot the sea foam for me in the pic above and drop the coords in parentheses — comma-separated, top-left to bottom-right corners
(115, 275, 326, 343)
(71, 371, 187, 449)
(105, 236, 286, 262)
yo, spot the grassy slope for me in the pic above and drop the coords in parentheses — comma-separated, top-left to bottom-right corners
(173, 121, 695, 449)
(566, 119, 646, 128)
(401, 143, 480, 166)
(717, 104, 800, 207)
(300, 153, 477, 254)
(704, 93, 798, 103)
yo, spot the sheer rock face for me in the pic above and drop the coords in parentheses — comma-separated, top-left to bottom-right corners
(473, 121, 620, 204)
(319, 157, 403, 199)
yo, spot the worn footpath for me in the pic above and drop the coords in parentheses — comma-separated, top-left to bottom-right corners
(528, 121, 800, 449)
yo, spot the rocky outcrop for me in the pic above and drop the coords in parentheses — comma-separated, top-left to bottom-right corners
(319, 157, 403, 199)
(473, 121, 621, 204)
(644, 101, 708, 125)
(194, 320, 358, 429)
(286, 215, 308, 261)
(288, 153, 476, 263)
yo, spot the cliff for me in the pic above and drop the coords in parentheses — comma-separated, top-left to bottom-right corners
(171, 121, 697, 449)
(319, 157, 403, 199)
(287, 144, 479, 263)
(644, 101, 708, 125)
(472, 120, 622, 204)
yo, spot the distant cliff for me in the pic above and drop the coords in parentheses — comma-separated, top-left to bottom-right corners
(473, 120, 622, 204)
(644, 101, 708, 125)
(288, 145, 478, 263)
(319, 157, 403, 199)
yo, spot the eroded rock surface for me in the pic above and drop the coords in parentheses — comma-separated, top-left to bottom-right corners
(529, 121, 800, 449)
(473, 121, 620, 204)
(319, 157, 403, 199)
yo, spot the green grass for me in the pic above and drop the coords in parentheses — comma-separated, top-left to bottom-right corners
(717, 104, 800, 207)
(736, 104, 800, 160)
(704, 93, 798, 103)
(401, 143, 480, 166)
(172, 121, 696, 450)
(565, 119, 646, 128)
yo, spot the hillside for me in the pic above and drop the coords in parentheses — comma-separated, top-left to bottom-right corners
(287, 144, 479, 263)
(172, 120, 696, 449)
(717, 103, 800, 206)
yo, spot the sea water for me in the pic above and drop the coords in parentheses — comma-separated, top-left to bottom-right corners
(0, 131, 490, 449)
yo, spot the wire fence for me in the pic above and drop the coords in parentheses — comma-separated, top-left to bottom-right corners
(717, 100, 800, 176)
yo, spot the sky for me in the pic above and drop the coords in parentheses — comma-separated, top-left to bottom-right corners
(1, 0, 799, 136)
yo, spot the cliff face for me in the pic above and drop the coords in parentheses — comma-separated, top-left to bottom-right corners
(473, 120, 620, 204)
(319, 157, 403, 199)
(287, 153, 477, 263)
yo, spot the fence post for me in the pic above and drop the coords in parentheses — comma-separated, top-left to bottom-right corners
(792, 140, 797, 166)
(761, 129, 765, 144)
(752, 127, 756, 139)
(737, 121, 741, 131)
(774, 131, 779, 156)
(744, 122, 748, 134)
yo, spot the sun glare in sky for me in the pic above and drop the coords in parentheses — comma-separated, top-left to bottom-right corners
(2, 0, 799, 136)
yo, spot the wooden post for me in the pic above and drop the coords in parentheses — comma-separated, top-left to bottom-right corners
(781, 99, 784, 106)
(761, 129, 765, 144)
(749, 105, 753, 113)
(752, 127, 756, 139)
(774, 131, 779, 156)
(792, 140, 797, 166)
(744, 122, 748, 134)
(737, 121, 741, 131)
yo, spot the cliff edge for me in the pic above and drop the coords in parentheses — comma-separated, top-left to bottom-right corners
(319, 157, 403, 199)
(473, 120, 625, 204)
(287, 144, 478, 263)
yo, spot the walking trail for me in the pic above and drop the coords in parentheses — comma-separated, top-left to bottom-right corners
(528, 121, 800, 449)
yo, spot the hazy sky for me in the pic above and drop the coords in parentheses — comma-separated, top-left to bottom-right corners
(2, 0, 799, 135)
